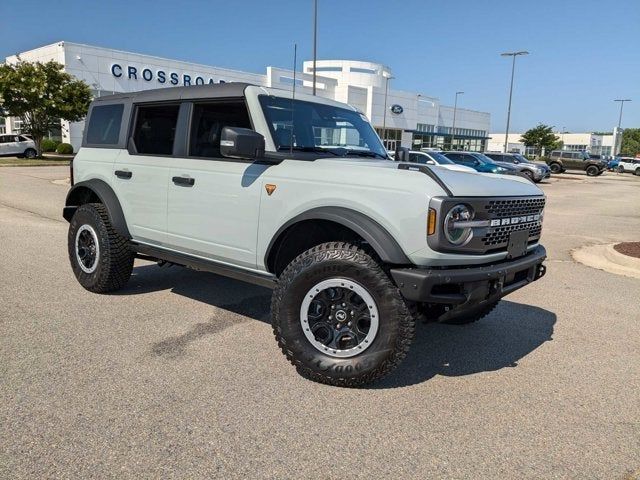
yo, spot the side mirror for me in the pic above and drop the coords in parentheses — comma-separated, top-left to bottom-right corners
(426, 160, 436, 165)
(513, 159, 519, 164)
(220, 127, 265, 160)
(394, 146, 411, 162)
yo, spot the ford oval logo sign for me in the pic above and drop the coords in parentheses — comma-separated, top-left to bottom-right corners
(390, 104, 403, 114)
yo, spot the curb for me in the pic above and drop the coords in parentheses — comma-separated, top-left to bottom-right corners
(572, 243, 640, 280)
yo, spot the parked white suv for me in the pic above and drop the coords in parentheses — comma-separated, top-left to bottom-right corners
(617, 157, 640, 176)
(0, 134, 37, 158)
(64, 83, 547, 386)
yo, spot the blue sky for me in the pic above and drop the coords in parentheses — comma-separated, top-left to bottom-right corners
(2, 0, 639, 132)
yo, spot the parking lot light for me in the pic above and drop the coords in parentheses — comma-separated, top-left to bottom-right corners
(501, 51, 529, 153)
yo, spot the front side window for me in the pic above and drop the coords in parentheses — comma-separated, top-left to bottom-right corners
(259, 95, 387, 159)
(87, 104, 124, 145)
(132, 104, 180, 155)
(189, 102, 251, 158)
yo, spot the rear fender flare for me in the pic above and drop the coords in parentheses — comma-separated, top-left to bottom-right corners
(63, 179, 130, 239)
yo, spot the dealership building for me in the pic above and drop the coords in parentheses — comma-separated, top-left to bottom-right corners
(1, 41, 491, 152)
(487, 131, 618, 157)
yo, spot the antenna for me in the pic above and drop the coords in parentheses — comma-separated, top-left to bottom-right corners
(290, 43, 297, 154)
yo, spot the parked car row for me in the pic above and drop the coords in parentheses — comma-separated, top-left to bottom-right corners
(394, 149, 550, 183)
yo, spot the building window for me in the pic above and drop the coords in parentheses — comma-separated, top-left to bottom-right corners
(375, 128, 402, 150)
(350, 67, 376, 74)
(309, 66, 342, 72)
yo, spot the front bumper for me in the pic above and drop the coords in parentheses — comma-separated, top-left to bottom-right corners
(390, 246, 546, 304)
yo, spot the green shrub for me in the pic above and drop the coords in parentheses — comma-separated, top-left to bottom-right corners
(41, 138, 61, 152)
(55, 143, 74, 154)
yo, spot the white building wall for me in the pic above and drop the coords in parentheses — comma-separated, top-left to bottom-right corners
(4, 42, 491, 152)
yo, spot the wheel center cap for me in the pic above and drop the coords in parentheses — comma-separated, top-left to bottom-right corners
(335, 310, 347, 322)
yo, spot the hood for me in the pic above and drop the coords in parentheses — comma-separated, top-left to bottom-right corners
(313, 158, 544, 197)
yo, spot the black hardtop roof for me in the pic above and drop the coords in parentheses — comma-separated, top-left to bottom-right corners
(93, 82, 255, 103)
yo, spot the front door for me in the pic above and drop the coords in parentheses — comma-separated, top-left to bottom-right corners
(166, 100, 264, 270)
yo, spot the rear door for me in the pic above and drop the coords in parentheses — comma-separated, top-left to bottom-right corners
(112, 103, 177, 245)
(165, 99, 264, 269)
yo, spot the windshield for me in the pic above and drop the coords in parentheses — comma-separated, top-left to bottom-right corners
(427, 152, 455, 165)
(469, 152, 497, 164)
(259, 95, 388, 159)
(513, 154, 530, 163)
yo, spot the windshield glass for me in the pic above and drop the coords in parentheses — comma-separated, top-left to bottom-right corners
(513, 154, 530, 163)
(469, 152, 496, 164)
(259, 95, 388, 158)
(427, 152, 455, 165)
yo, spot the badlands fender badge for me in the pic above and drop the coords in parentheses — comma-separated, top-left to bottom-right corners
(265, 184, 277, 196)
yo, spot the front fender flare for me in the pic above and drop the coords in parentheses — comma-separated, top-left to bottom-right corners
(265, 206, 410, 267)
(63, 179, 130, 239)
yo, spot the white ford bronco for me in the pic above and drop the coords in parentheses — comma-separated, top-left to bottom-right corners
(64, 83, 547, 386)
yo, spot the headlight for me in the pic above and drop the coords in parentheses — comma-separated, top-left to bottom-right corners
(495, 166, 507, 173)
(444, 204, 474, 245)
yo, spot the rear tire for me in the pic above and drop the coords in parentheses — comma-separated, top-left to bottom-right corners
(441, 300, 500, 325)
(635, 168, 640, 176)
(618, 166, 625, 174)
(271, 242, 415, 387)
(549, 162, 562, 174)
(586, 165, 599, 176)
(68, 203, 134, 293)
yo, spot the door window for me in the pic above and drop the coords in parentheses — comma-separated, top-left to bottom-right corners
(132, 104, 180, 155)
(188, 102, 251, 158)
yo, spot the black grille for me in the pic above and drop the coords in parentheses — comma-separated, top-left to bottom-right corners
(484, 198, 546, 217)
(482, 223, 543, 246)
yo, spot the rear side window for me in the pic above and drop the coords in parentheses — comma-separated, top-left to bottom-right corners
(132, 104, 180, 155)
(86, 104, 124, 145)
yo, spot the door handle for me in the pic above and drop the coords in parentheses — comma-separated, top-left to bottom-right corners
(115, 170, 132, 179)
(172, 175, 195, 187)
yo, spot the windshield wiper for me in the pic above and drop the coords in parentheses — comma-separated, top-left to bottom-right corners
(277, 146, 343, 156)
(343, 150, 389, 159)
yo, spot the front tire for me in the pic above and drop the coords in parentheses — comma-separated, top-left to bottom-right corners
(68, 203, 134, 293)
(635, 168, 640, 176)
(522, 170, 535, 182)
(586, 165, 599, 176)
(24, 148, 37, 159)
(271, 242, 415, 387)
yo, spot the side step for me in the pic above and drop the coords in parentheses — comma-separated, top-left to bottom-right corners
(131, 243, 277, 289)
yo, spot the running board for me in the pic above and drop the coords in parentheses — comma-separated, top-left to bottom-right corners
(131, 243, 277, 289)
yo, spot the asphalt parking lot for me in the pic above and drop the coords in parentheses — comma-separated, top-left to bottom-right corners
(1, 166, 639, 479)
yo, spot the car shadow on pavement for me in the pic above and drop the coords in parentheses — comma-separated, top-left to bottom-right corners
(120, 264, 555, 387)
(373, 301, 556, 389)
(117, 263, 273, 323)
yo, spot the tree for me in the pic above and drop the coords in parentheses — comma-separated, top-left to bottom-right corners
(620, 128, 640, 156)
(520, 124, 561, 156)
(0, 60, 92, 156)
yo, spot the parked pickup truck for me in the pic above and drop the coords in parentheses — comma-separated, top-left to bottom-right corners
(63, 83, 547, 387)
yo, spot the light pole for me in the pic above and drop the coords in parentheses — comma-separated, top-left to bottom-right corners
(561, 127, 566, 148)
(382, 72, 394, 146)
(614, 99, 631, 129)
(312, 0, 318, 95)
(451, 91, 464, 150)
(614, 99, 631, 155)
(501, 51, 529, 153)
